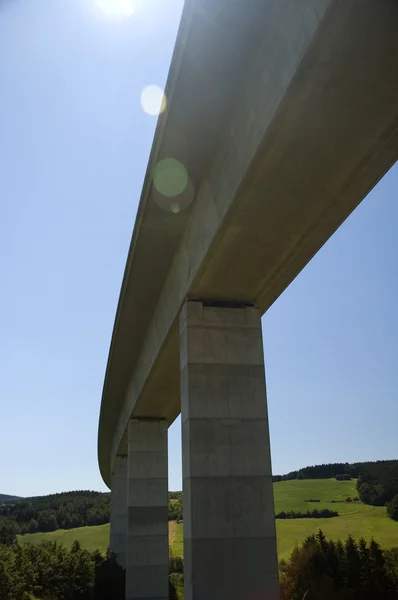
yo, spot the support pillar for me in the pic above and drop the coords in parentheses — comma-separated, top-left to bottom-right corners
(126, 419, 169, 600)
(110, 454, 128, 568)
(180, 300, 279, 600)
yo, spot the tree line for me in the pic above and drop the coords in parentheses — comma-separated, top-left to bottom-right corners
(0, 538, 125, 600)
(272, 459, 398, 483)
(0, 491, 111, 534)
(0, 491, 188, 535)
(276, 509, 338, 519)
(356, 461, 398, 513)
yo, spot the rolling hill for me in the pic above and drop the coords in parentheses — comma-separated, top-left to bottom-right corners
(0, 493, 20, 503)
(19, 478, 398, 562)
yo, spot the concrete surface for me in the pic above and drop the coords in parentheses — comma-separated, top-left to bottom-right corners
(126, 419, 169, 600)
(110, 455, 128, 568)
(180, 301, 279, 599)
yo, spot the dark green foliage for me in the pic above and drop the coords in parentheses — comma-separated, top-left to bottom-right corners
(276, 509, 338, 519)
(273, 459, 398, 484)
(280, 530, 398, 600)
(0, 495, 20, 504)
(1, 490, 185, 533)
(305, 499, 321, 503)
(356, 461, 398, 507)
(168, 498, 183, 522)
(346, 497, 353, 503)
(92, 549, 125, 600)
(0, 538, 124, 599)
(0, 518, 18, 546)
(0, 491, 110, 534)
(387, 495, 398, 521)
(168, 491, 182, 501)
(169, 555, 183, 600)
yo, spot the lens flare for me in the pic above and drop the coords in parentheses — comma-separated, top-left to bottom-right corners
(153, 158, 188, 198)
(141, 85, 167, 116)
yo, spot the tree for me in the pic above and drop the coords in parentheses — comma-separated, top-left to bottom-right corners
(0, 518, 17, 546)
(387, 494, 398, 521)
(280, 531, 398, 600)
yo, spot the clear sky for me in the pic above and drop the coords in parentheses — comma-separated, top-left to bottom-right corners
(1, 0, 397, 498)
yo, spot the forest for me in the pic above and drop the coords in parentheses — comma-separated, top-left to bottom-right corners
(0, 520, 184, 600)
(280, 530, 398, 599)
(0, 491, 185, 534)
(273, 459, 398, 484)
(0, 491, 110, 533)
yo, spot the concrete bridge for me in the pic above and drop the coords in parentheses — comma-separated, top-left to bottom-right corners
(98, 1, 398, 598)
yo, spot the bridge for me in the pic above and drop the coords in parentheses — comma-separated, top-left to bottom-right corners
(98, 1, 398, 598)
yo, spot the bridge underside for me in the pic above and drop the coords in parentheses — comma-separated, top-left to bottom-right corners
(103, 0, 398, 598)
(103, 0, 398, 471)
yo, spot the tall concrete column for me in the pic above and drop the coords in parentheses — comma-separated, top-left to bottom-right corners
(110, 454, 128, 568)
(180, 300, 279, 600)
(126, 418, 169, 600)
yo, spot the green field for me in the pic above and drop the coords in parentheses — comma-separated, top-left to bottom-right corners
(19, 523, 111, 555)
(273, 478, 398, 560)
(20, 479, 398, 563)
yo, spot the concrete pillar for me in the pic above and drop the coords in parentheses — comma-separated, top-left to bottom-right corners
(110, 454, 128, 568)
(179, 300, 279, 600)
(126, 418, 169, 600)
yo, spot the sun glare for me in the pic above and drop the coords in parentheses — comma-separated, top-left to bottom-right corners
(94, 0, 135, 18)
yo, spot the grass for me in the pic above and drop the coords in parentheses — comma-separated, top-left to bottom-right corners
(170, 479, 398, 561)
(18, 524, 111, 555)
(273, 478, 398, 561)
(19, 521, 177, 556)
(19, 479, 398, 564)
(171, 521, 184, 558)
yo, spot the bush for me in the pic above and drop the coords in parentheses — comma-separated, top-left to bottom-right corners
(336, 474, 351, 481)
(275, 509, 338, 519)
(346, 497, 353, 503)
(305, 499, 321, 503)
(169, 556, 184, 600)
(169, 555, 184, 575)
(387, 494, 398, 521)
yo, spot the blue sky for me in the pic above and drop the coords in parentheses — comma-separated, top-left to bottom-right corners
(1, 0, 397, 497)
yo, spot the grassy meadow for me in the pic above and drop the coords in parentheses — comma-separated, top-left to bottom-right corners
(19, 479, 398, 562)
(18, 523, 111, 555)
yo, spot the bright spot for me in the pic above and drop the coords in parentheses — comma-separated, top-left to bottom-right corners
(171, 203, 180, 214)
(94, 0, 135, 18)
(141, 85, 167, 116)
(153, 158, 188, 198)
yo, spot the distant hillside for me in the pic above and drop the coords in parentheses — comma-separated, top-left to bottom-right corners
(273, 459, 398, 511)
(0, 490, 110, 534)
(273, 459, 398, 483)
(0, 494, 20, 503)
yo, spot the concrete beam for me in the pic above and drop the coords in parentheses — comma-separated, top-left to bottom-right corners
(179, 301, 279, 599)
